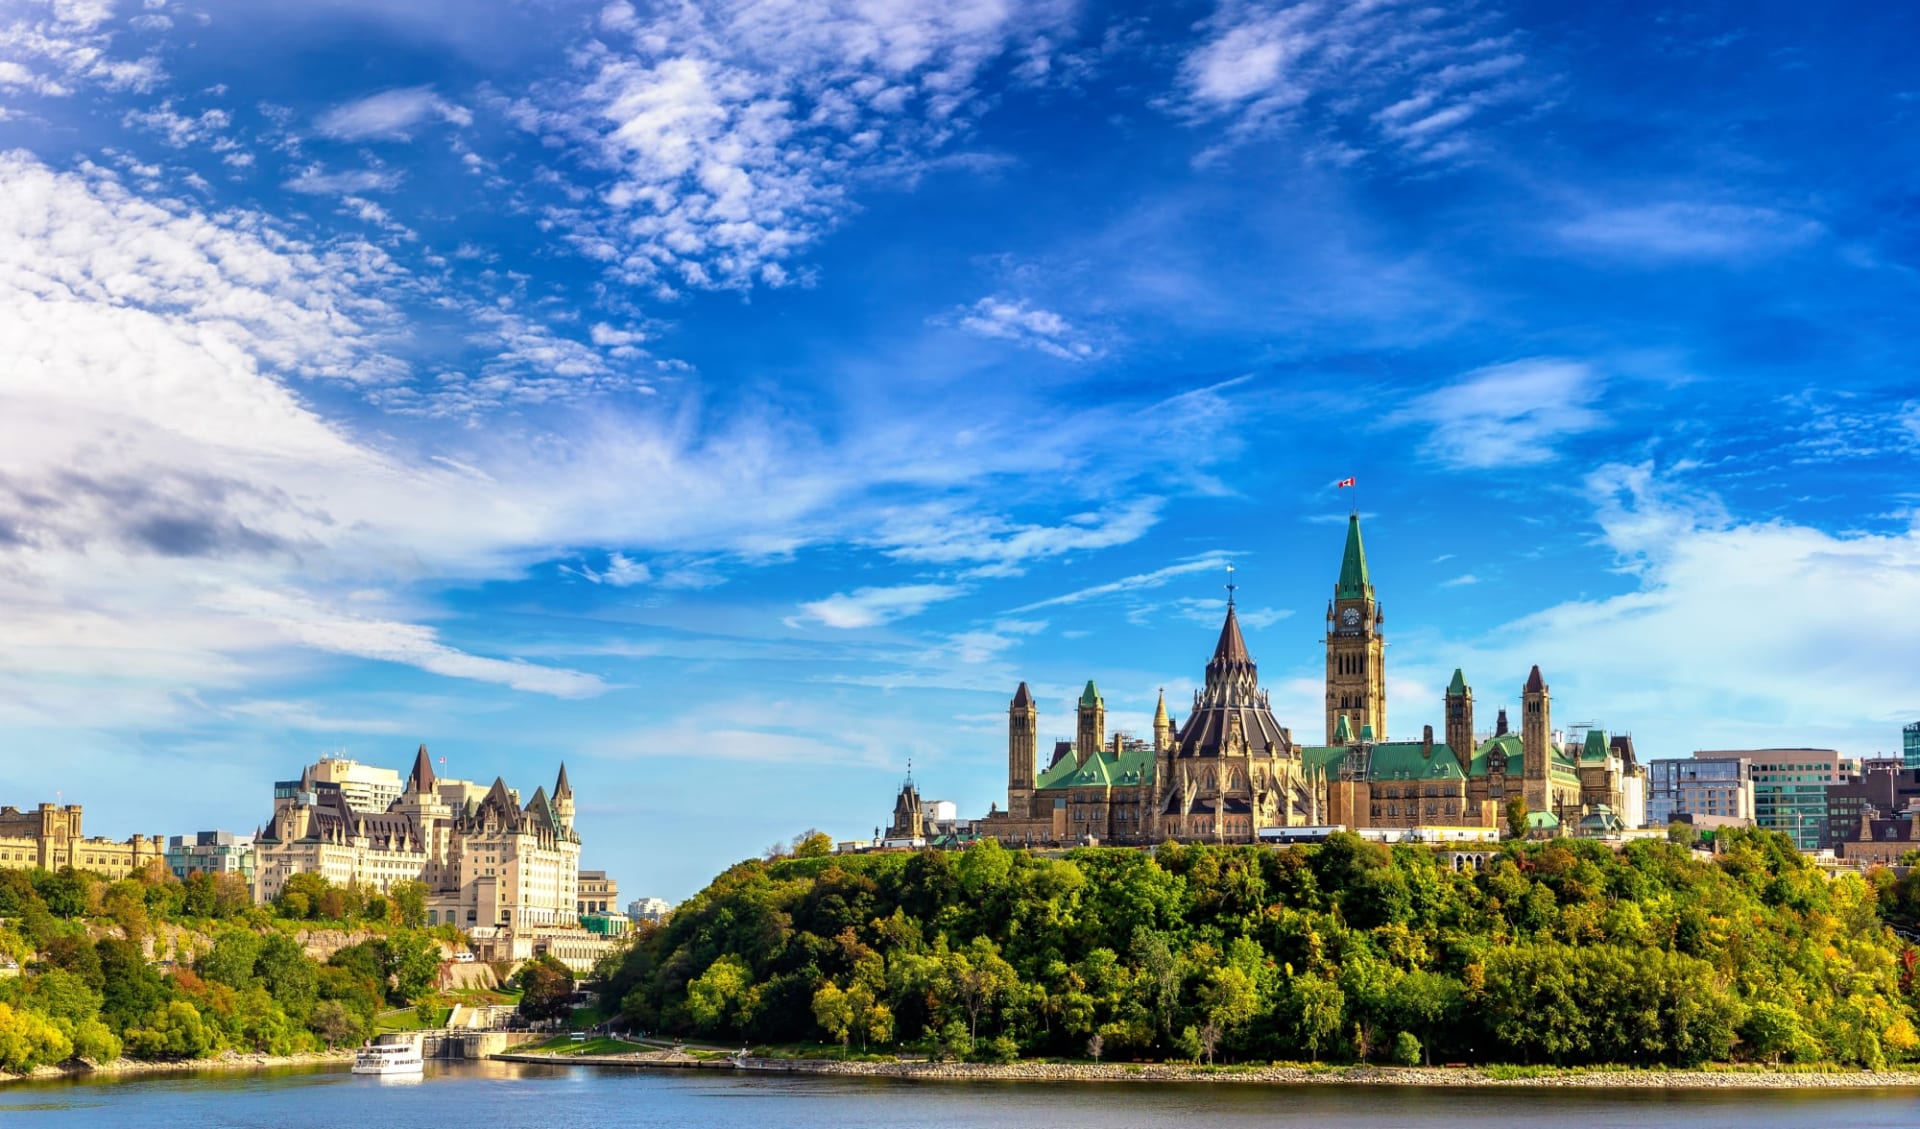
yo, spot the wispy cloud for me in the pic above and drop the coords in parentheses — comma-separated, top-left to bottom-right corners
(951, 296, 1101, 361)
(1172, 0, 1542, 165)
(563, 552, 652, 587)
(509, 0, 1079, 291)
(284, 165, 405, 195)
(1011, 553, 1235, 612)
(1392, 357, 1605, 469)
(316, 86, 471, 141)
(792, 583, 967, 629)
(1556, 201, 1823, 261)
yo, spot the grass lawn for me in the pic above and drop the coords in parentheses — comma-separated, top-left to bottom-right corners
(526, 1035, 651, 1056)
(374, 1006, 452, 1031)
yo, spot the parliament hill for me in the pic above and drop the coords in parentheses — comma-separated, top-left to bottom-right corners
(979, 513, 1647, 846)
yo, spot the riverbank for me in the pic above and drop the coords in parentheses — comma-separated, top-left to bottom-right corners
(4, 1049, 354, 1086)
(496, 1051, 1920, 1089)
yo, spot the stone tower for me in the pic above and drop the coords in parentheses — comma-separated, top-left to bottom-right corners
(1444, 669, 1473, 761)
(553, 762, 575, 832)
(1325, 511, 1386, 744)
(1522, 665, 1551, 814)
(1008, 682, 1038, 816)
(1075, 680, 1105, 766)
(1152, 689, 1173, 752)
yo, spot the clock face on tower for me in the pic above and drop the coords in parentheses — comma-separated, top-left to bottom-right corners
(1340, 607, 1361, 631)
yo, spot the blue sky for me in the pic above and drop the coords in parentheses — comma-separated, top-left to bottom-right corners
(3, 0, 1918, 899)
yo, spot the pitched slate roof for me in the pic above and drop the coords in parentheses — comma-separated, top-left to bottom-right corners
(1525, 665, 1546, 693)
(407, 744, 436, 794)
(1011, 681, 1034, 710)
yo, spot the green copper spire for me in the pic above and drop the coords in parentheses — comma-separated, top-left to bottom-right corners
(1079, 679, 1102, 707)
(1333, 713, 1353, 744)
(1336, 511, 1372, 600)
(1446, 668, 1468, 696)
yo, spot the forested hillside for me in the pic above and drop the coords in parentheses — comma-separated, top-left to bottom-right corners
(0, 866, 456, 1073)
(604, 831, 1920, 1068)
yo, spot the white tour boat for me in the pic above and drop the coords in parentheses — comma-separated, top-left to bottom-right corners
(352, 1033, 425, 1076)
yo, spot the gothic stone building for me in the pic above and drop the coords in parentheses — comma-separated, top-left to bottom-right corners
(983, 511, 1645, 844)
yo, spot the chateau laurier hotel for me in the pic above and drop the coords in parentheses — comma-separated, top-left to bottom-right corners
(981, 514, 1646, 846)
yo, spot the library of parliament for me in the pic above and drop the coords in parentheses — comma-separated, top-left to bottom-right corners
(979, 514, 1645, 846)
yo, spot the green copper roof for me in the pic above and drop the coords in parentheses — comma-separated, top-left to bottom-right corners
(1079, 679, 1102, 707)
(1035, 743, 1156, 791)
(1447, 668, 1468, 696)
(1580, 729, 1610, 763)
(1295, 741, 1466, 782)
(1359, 723, 1375, 743)
(1333, 713, 1353, 743)
(1336, 511, 1371, 599)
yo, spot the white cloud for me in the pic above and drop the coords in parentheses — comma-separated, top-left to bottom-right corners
(566, 551, 653, 587)
(952, 296, 1101, 360)
(793, 583, 967, 629)
(1556, 202, 1823, 261)
(122, 101, 233, 147)
(513, 0, 1078, 290)
(1391, 357, 1604, 469)
(1173, 0, 1540, 165)
(0, 0, 162, 99)
(1442, 463, 1920, 755)
(316, 85, 472, 141)
(1011, 553, 1236, 612)
(877, 498, 1163, 571)
(285, 165, 406, 195)
(1440, 573, 1479, 587)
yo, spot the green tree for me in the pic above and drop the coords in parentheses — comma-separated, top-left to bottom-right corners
(1287, 975, 1345, 1063)
(1505, 797, 1529, 841)
(390, 880, 429, 928)
(685, 955, 753, 1034)
(517, 955, 576, 1023)
(811, 982, 853, 1056)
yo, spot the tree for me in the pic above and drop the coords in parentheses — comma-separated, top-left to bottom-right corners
(791, 830, 834, 859)
(310, 999, 361, 1047)
(811, 982, 853, 1056)
(1287, 975, 1345, 1063)
(517, 956, 576, 1023)
(390, 880, 429, 929)
(382, 931, 442, 1006)
(1086, 1032, 1104, 1063)
(1392, 1031, 1421, 1066)
(1505, 797, 1529, 841)
(685, 955, 753, 1034)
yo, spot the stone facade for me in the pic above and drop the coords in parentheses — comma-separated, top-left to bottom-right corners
(0, 804, 163, 879)
(253, 748, 612, 968)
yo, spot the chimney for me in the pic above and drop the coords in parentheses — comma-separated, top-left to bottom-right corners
(1495, 708, 1509, 736)
(1422, 725, 1433, 758)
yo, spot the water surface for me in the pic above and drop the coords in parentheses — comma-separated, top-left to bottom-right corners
(4, 1059, 1918, 1128)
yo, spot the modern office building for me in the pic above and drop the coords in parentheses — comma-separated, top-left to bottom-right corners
(1824, 760, 1920, 852)
(1905, 722, 1920, 772)
(302, 757, 405, 815)
(1692, 748, 1844, 850)
(1646, 757, 1754, 827)
(577, 869, 619, 915)
(627, 896, 672, 924)
(166, 830, 256, 881)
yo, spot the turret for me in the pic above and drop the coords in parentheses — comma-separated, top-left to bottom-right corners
(1522, 665, 1551, 813)
(1152, 688, 1173, 753)
(1444, 669, 1473, 760)
(1008, 682, 1038, 814)
(1075, 680, 1105, 766)
(553, 762, 575, 832)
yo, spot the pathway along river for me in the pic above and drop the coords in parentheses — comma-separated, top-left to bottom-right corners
(4, 1059, 1920, 1128)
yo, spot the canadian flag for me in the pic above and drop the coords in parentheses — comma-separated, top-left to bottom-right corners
(1336, 477, 1356, 488)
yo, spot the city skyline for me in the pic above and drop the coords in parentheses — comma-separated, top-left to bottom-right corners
(3, 1, 1919, 898)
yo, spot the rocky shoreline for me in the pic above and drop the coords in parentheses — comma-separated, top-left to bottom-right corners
(504, 1051, 1920, 1089)
(4, 1049, 354, 1086)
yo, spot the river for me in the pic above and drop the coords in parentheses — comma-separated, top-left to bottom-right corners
(4, 1060, 1919, 1127)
